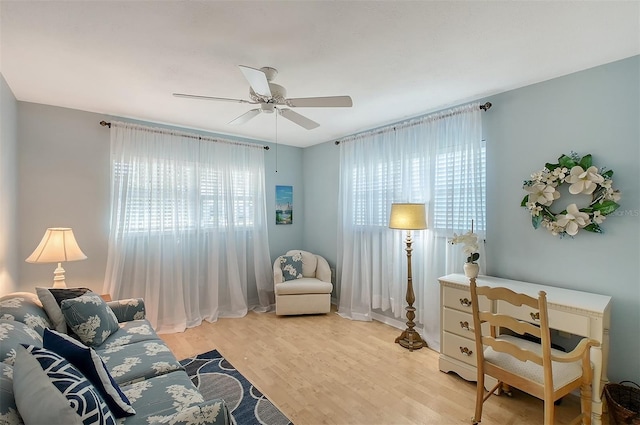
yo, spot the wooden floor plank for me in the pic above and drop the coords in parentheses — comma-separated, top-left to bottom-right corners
(160, 307, 599, 425)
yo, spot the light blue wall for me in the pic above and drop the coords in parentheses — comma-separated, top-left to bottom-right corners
(266, 143, 305, 265)
(302, 141, 339, 268)
(17, 103, 111, 292)
(0, 74, 19, 293)
(484, 56, 640, 383)
(13, 102, 305, 293)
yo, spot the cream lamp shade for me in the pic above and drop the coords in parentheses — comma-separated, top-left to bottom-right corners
(388, 203, 427, 230)
(26, 228, 87, 288)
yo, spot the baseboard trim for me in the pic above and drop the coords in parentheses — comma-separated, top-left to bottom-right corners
(330, 301, 423, 335)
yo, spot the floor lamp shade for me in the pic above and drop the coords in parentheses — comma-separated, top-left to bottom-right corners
(389, 203, 427, 231)
(26, 228, 87, 288)
(389, 203, 427, 351)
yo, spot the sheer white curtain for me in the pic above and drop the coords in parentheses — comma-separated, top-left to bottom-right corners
(103, 122, 273, 333)
(337, 103, 485, 350)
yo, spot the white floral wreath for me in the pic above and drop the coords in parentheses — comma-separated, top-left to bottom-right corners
(522, 152, 621, 237)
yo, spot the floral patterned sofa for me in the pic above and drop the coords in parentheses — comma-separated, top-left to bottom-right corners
(0, 290, 230, 424)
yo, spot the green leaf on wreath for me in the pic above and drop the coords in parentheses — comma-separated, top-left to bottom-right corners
(532, 215, 542, 229)
(593, 200, 620, 215)
(545, 162, 559, 171)
(584, 223, 602, 233)
(558, 155, 576, 169)
(579, 154, 592, 169)
(602, 170, 614, 179)
(521, 195, 529, 207)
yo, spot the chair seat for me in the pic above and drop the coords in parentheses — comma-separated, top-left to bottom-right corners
(485, 334, 583, 390)
(275, 278, 333, 295)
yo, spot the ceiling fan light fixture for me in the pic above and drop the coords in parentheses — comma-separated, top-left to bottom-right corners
(261, 103, 276, 114)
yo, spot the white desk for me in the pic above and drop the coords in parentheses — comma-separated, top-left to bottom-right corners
(438, 274, 611, 425)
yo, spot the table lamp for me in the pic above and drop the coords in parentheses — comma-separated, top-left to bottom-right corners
(389, 203, 427, 351)
(25, 227, 87, 288)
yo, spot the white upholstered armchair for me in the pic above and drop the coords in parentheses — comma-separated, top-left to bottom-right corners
(273, 250, 333, 315)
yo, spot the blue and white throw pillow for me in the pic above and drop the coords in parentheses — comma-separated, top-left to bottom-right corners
(61, 292, 120, 346)
(14, 345, 116, 425)
(280, 253, 303, 281)
(43, 328, 135, 417)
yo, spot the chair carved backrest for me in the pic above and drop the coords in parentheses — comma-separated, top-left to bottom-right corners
(470, 280, 555, 389)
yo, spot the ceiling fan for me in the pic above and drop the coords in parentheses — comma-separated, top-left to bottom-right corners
(173, 66, 353, 130)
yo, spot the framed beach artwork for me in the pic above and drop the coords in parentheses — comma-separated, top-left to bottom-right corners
(276, 185, 293, 225)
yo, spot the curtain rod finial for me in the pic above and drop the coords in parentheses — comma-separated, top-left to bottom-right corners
(99, 120, 111, 128)
(480, 102, 492, 111)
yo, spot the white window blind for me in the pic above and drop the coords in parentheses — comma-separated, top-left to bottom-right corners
(113, 161, 255, 232)
(350, 143, 486, 231)
(351, 158, 424, 226)
(432, 141, 486, 232)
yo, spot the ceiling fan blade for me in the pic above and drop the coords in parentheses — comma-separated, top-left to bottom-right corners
(173, 93, 254, 104)
(286, 95, 353, 108)
(228, 108, 262, 125)
(238, 65, 272, 97)
(279, 108, 320, 130)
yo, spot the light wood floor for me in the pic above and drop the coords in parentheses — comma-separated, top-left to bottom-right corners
(160, 307, 597, 425)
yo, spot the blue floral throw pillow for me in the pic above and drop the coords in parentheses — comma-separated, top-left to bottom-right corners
(280, 253, 303, 281)
(60, 292, 120, 347)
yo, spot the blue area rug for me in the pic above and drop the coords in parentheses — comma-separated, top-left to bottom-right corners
(180, 350, 293, 425)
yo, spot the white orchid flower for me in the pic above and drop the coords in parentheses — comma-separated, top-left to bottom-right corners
(525, 183, 560, 206)
(565, 165, 604, 195)
(462, 243, 479, 255)
(555, 204, 590, 236)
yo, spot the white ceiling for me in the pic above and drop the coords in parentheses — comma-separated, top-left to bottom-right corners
(1, 1, 639, 148)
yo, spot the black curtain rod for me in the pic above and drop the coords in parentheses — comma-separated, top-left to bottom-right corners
(99, 121, 270, 150)
(334, 102, 492, 146)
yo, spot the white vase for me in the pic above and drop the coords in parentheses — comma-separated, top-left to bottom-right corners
(464, 262, 479, 279)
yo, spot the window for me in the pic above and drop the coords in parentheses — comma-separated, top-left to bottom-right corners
(349, 142, 486, 232)
(351, 158, 425, 227)
(113, 161, 255, 232)
(432, 141, 486, 232)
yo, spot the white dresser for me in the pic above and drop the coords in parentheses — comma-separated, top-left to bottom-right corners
(438, 273, 612, 425)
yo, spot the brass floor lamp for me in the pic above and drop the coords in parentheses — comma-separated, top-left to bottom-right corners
(389, 203, 427, 351)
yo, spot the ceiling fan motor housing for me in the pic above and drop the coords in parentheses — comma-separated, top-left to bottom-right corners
(250, 83, 287, 104)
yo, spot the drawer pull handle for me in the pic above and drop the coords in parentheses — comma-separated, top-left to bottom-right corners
(459, 298, 472, 307)
(460, 321, 470, 330)
(530, 312, 540, 321)
(459, 346, 473, 356)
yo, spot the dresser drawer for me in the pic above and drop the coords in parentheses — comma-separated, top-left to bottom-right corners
(443, 307, 476, 339)
(442, 286, 490, 313)
(497, 301, 590, 336)
(442, 331, 477, 367)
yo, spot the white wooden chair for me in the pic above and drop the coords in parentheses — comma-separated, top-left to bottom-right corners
(469, 278, 599, 425)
